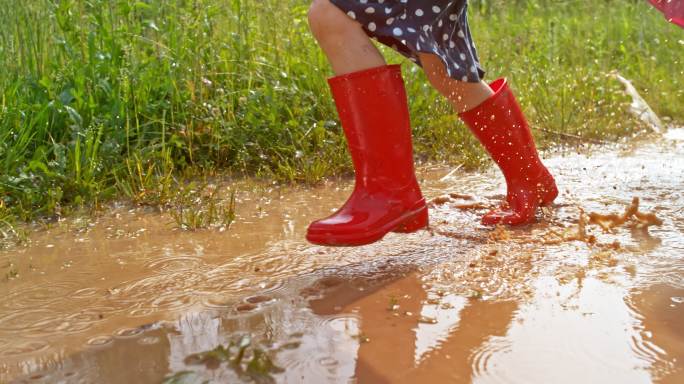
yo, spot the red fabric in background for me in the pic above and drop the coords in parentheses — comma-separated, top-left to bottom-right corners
(649, 0, 684, 28)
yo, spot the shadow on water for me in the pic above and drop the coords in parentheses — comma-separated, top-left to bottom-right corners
(3, 128, 684, 383)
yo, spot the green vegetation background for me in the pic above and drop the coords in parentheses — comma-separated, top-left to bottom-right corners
(1, 0, 682, 228)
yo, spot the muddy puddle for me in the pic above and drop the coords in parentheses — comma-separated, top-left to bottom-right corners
(2, 128, 683, 383)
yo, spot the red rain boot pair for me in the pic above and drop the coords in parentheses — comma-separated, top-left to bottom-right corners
(306, 65, 557, 246)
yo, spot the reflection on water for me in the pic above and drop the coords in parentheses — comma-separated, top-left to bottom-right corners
(474, 277, 650, 384)
(628, 284, 684, 384)
(3, 129, 684, 383)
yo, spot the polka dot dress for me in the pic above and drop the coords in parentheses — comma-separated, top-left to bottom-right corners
(330, 0, 485, 82)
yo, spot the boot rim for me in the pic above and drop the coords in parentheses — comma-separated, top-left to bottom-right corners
(457, 77, 509, 120)
(328, 64, 401, 86)
(488, 77, 508, 95)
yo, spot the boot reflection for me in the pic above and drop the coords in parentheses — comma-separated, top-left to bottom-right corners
(308, 271, 518, 383)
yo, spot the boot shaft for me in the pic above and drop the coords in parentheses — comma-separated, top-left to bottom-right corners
(328, 65, 418, 189)
(459, 78, 544, 178)
(306, 64, 428, 246)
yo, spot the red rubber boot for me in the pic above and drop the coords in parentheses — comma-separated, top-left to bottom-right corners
(459, 78, 558, 226)
(306, 64, 428, 246)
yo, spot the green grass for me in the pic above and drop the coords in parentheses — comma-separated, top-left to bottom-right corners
(0, 0, 682, 230)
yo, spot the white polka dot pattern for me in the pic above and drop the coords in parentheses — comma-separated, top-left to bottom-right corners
(330, 0, 484, 82)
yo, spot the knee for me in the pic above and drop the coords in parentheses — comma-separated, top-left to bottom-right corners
(308, 0, 356, 41)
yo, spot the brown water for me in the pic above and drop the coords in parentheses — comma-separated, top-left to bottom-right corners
(2, 129, 683, 383)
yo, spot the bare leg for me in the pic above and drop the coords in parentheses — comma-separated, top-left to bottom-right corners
(308, 0, 386, 75)
(418, 53, 493, 113)
(308, 3, 489, 107)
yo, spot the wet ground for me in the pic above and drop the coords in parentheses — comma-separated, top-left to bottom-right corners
(1, 128, 683, 383)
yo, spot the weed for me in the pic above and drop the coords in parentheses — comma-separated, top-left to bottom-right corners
(172, 334, 284, 383)
(3, 261, 18, 281)
(168, 183, 236, 231)
(0, 205, 28, 249)
(388, 296, 400, 312)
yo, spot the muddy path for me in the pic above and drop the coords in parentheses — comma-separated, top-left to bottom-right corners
(2, 128, 683, 383)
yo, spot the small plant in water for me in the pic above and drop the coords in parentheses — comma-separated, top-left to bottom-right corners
(0, 205, 29, 250)
(165, 334, 284, 384)
(4, 264, 19, 281)
(387, 296, 400, 311)
(169, 183, 236, 231)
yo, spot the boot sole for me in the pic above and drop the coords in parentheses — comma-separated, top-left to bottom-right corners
(306, 203, 428, 246)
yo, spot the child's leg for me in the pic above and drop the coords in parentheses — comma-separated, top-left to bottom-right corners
(308, 0, 385, 75)
(305, 0, 427, 246)
(418, 53, 558, 226)
(418, 53, 493, 113)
